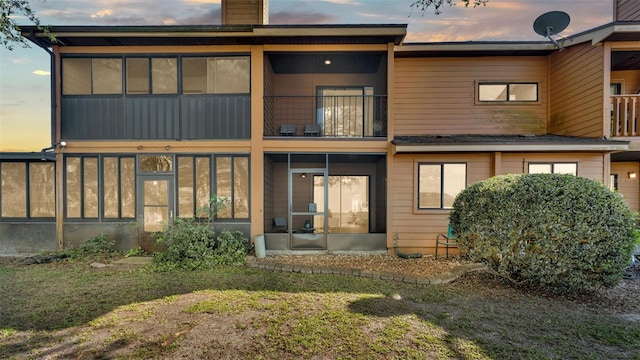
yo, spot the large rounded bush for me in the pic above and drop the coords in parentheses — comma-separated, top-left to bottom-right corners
(450, 173, 636, 293)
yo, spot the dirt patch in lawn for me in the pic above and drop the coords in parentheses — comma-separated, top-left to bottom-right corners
(2, 254, 640, 359)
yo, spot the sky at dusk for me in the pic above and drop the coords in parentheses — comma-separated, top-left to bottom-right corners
(0, 0, 613, 152)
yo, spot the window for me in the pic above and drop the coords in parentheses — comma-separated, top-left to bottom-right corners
(317, 87, 374, 137)
(0, 162, 55, 219)
(478, 82, 537, 102)
(126, 58, 178, 94)
(182, 56, 250, 94)
(178, 156, 211, 218)
(139, 155, 173, 173)
(418, 163, 466, 209)
(216, 156, 249, 219)
(62, 58, 122, 95)
(528, 162, 577, 176)
(66, 156, 99, 219)
(313, 176, 369, 233)
(103, 157, 136, 219)
(610, 174, 618, 191)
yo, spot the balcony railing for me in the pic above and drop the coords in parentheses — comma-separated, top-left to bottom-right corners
(264, 95, 387, 138)
(611, 95, 640, 137)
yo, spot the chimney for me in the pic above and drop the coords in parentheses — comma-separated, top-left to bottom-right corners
(221, 0, 268, 25)
(614, 0, 640, 21)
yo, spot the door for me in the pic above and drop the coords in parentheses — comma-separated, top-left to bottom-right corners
(138, 176, 174, 251)
(290, 169, 327, 250)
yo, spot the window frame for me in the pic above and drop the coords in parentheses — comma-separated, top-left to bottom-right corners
(416, 162, 467, 211)
(527, 162, 578, 176)
(0, 160, 56, 221)
(102, 156, 136, 221)
(61, 56, 124, 96)
(477, 82, 539, 103)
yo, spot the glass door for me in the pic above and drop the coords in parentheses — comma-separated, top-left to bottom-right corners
(290, 169, 327, 250)
(141, 177, 173, 232)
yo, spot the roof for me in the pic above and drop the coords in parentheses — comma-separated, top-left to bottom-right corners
(391, 135, 629, 154)
(0, 152, 56, 161)
(20, 24, 407, 47)
(561, 21, 640, 46)
(395, 41, 556, 57)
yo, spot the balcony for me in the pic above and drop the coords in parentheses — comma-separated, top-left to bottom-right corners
(264, 95, 387, 138)
(611, 94, 640, 137)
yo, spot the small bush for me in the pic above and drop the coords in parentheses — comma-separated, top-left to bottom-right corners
(66, 233, 116, 260)
(450, 173, 636, 294)
(153, 217, 249, 271)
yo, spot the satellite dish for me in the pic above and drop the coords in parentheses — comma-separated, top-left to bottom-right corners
(533, 11, 570, 49)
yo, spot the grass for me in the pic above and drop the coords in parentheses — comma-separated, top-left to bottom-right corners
(0, 260, 639, 359)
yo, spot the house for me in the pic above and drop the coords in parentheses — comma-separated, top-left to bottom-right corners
(0, 0, 638, 256)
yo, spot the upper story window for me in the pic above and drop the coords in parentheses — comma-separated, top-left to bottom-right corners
(62, 58, 122, 95)
(478, 82, 537, 102)
(528, 162, 577, 176)
(62, 55, 249, 96)
(126, 58, 178, 94)
(182, 57, 250, 94)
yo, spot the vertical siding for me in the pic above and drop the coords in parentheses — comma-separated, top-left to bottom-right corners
(549, 43, 605, 137)
(390, 153, 491, 252)
(393, 56, 548, 136)
(125, 97, 180, 139)
(62, 97, 125, 139)
(180, 95, 251, 139)
(616, 0, 640, 21)
(611, 162, 640, 212)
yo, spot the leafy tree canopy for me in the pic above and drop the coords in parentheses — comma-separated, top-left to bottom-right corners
(1, 0, 50, 50)
(410, 0, 489, 15)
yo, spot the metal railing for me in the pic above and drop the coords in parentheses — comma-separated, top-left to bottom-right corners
(264, 95, 387, 137)
(611, 95, 640, 137)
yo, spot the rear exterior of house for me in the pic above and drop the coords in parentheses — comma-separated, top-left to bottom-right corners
(1, 0, 639, 256)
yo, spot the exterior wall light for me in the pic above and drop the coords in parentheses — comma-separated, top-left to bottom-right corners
(628, 172, 637, 179)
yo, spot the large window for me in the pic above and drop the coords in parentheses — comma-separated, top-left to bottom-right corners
(528, 162, 577, 175)
(103, 157, 136, 219)
(314, 176, 369, 233)
(317, 87, 374, 137)
(418, 163, 466, 209)
(0, 162, 55, 219)
(178, 156, 211, 218)
(62, 58, 123, 95)
(478, 82, 537, 102)
(126, 58, 178, 94)
(182, 56, 250, 94)
(216, 156, 249, 219)
(66, 157, 99, 219)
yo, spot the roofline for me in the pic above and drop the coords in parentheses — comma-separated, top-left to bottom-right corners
(396, 41, 555, 53)
(392, 143, 629, 155)
(20, 24, 408, 46)
(560, 21, 640, 47)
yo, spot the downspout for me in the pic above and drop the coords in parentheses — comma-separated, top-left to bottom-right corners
(29, 32, 56, 147)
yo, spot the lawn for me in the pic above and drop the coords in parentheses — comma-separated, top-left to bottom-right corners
(1, 260, 639, 359)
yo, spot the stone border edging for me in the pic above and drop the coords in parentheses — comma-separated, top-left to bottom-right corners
(246, 259, 487, 285)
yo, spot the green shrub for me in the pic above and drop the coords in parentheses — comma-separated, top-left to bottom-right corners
(450, 173, 636, 294)
(152, 217, 249, 271)
(66, 233, 116, 260)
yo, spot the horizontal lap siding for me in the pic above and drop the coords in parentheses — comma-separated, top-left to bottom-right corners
(611, 70, 640, 94)
(550, 43, 605, 137)
(616, 0, 640, 21)
(393, 57, 548, 136)
(611, 162, 640, 212)
(391, 153, 491, 251)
